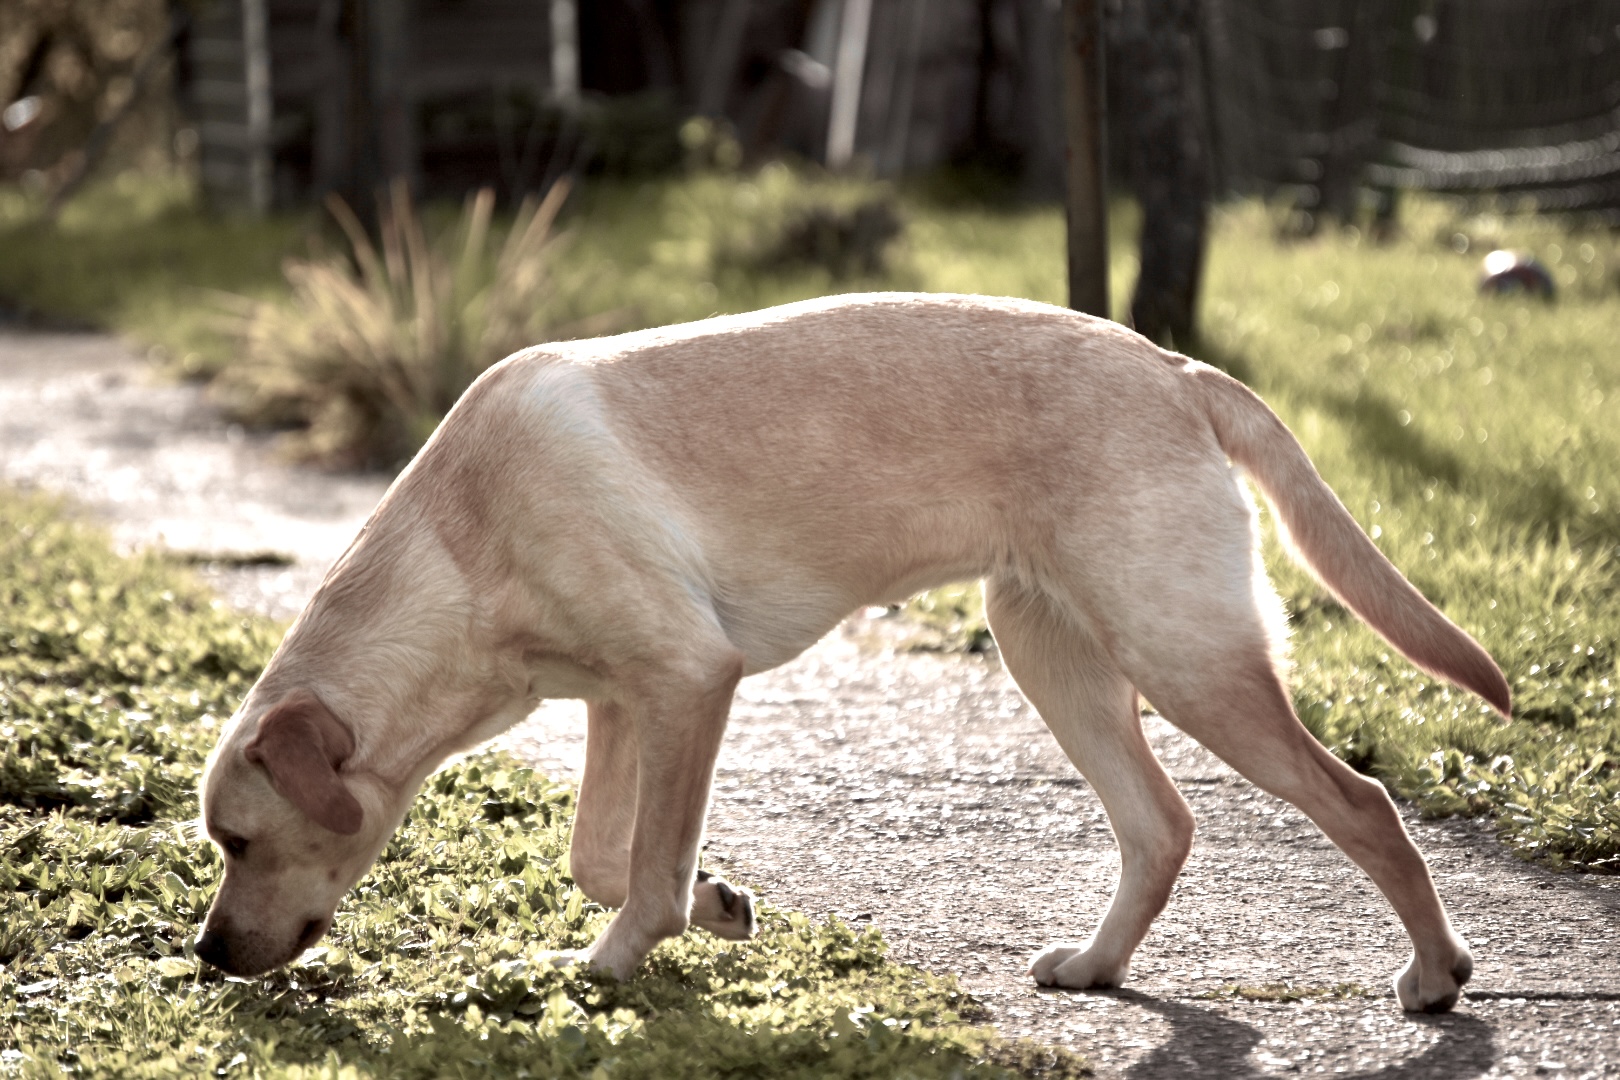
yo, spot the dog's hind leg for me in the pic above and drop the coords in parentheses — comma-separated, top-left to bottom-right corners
(1095, 512, 1472, 1014)
(984, 576, 1196, 991)
(1136, 648, 1472, 1012)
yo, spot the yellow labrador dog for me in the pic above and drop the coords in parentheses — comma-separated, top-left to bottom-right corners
(196, 293, 1509, 1012)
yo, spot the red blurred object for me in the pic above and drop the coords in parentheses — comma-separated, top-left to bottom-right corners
(1479, 250, 1556, 299)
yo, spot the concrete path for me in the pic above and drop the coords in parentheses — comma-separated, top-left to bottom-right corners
(0, 329, 389, 621)
(4, 328, 1616, 1078)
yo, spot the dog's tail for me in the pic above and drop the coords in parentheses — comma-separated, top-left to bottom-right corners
(1189, 361, 1511, 717)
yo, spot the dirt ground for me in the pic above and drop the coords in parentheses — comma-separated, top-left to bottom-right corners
(4, 328, 1616, 1078)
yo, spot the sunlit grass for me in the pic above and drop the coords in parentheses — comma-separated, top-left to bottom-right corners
(0, 173, 309, 375)
(0, 167, 1128, 365)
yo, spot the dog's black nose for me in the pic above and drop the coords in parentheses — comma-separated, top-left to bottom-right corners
(194, 929, 230, 970)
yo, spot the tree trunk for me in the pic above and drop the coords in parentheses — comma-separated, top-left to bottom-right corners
(369, 0, 414, 189)
(1114, 0, 1209, 350)
(1062, 0, 1109, 318)
(1316, 0, 1383, 224)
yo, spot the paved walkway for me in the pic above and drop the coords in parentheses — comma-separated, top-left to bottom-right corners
(4, 328, 1615, 1078)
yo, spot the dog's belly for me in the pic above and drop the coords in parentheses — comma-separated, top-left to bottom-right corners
(724, 605, 849, 675)
(707, 535, 1003, 675)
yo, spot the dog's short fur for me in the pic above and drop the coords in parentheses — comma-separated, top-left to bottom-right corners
(198, 293, 1509, 1012)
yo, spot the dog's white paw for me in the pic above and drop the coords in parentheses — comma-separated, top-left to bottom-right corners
(691, 870, 758, 941)
(537, 944, 638, 980)
(535, 949, 593, 971)
(1028, 942, 1131, 989)
(1394, 940, 1473, 1013)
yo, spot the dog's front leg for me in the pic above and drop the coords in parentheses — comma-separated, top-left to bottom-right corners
(567, 699, 757, 945)
(576, 651, 746, 978)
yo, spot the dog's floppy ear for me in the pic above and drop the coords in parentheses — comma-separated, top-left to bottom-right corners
(244, 694, 364, 835)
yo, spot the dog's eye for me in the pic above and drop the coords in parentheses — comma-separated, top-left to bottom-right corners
(221, 835, 249, 858)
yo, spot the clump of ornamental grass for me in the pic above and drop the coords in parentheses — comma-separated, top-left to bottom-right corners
(220, 180, 570, 469)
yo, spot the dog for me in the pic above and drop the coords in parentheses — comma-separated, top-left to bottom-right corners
(196, 293, 1510, 1012)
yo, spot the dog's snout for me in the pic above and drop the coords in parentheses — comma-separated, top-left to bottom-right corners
(194, 929, 231, 971)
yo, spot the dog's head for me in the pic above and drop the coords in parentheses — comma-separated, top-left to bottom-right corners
(196, 690, 396, 977)
(192, 428, 581, 976)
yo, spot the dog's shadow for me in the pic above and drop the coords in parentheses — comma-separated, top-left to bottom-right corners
(1063, 989, 1494, 1079)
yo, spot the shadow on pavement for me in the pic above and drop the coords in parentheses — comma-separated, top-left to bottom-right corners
(1342, 1013, 1494, 1080)
(1105, 992, 1496, 1079)
(1118, 994, 1259, 1077)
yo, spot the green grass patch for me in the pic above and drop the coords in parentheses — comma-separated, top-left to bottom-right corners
(545, 165, 1137, 325)
(0, 174, 309, 376)
(0, 166, 1136, 369)
(894, 586, 994, 654)
(0, 488, 1045, 1077)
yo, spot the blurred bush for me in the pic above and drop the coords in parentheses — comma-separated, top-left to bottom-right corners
(748, 198, 904, 279)
(663, 150, 906, 285)
(219, 179, 569, 468)
(580, 91, 687, 177)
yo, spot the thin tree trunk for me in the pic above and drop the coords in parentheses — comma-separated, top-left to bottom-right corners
(1115, 0, 1209, 350)
(550, 0, 580, 110)
(243, 0, 273, 213)
(699, 0, 751, 116)
(370, 0, 414, 188)
(1316, 0, 1383, 224)
(1063, 0, 1109, 318)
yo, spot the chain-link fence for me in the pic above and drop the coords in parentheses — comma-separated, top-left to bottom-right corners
(1205, 0, 1620, 218)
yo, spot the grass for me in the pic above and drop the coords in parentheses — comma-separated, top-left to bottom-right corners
(0, 173, 309, 376)
(0, 487, 1079, 1077)
(542, 165, 1138, 325)
(0, 165, 1138, 368)
(0, 167, 1615, 873)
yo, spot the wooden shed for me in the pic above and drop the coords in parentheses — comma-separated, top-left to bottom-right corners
(182, 0, 574, 211)
(180, 0, 1078, 210)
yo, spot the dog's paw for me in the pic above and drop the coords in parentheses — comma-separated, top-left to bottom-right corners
(535, 949, 593, 971)
(1028, 942, 1130, 990)
(691, 869, 758, 941)
(1394, 940, 1473, 1013)
(537, 945, 638, 980)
